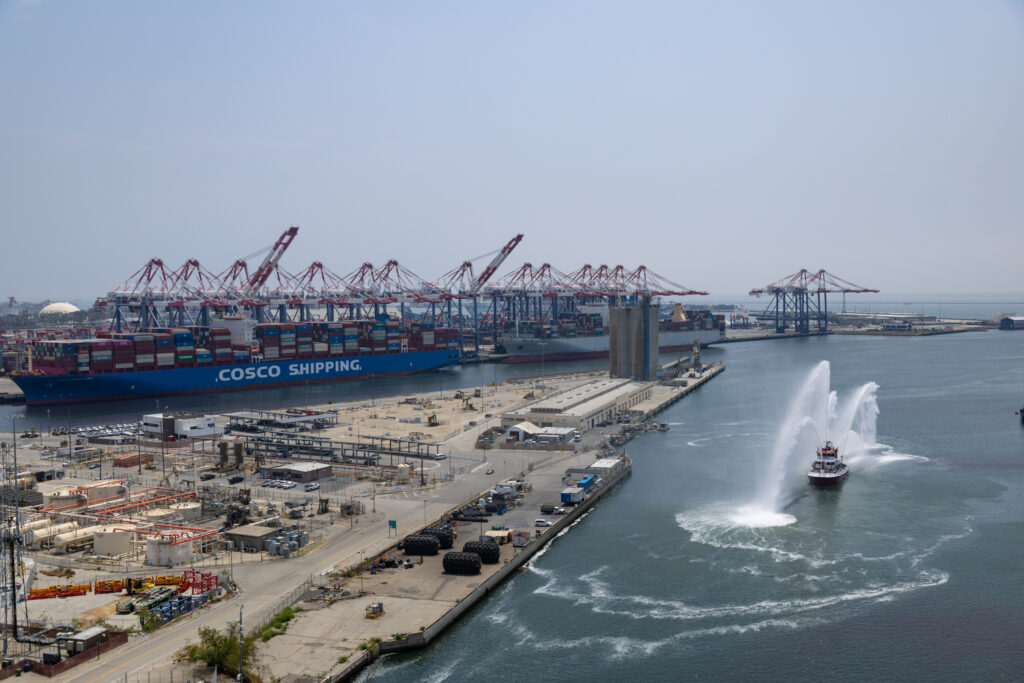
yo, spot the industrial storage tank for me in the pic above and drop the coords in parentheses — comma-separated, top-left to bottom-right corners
(21, 518, 57, 532)
(16, 476, 36, 491)
(169, 501, 202, 521)
(140, 508, 176, 523)
(24, 522, 79, 548)
(146, 536, 193, 567)
(43, 487, 82, 508)
(50, 525, 105, 552)
(87, 483, 125, 502)
(396, 463, 411, 483)
(93, 526, 133, 557)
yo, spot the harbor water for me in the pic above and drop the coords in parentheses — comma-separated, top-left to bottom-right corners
(359, 331, 1024, 682)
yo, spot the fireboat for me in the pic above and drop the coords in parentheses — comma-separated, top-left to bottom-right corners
(807, 440, 849, 486)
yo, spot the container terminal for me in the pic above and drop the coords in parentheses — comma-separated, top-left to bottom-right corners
(0, 344, 720, 680)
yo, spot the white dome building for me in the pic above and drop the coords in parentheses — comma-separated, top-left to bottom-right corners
(39, 302, 81, 315)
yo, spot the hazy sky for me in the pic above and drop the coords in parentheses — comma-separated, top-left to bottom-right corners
(2, 1, 1022, 301)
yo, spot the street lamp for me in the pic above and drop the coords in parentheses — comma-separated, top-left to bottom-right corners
(539, 341, 546, 389)
(154, 399, 166, 479)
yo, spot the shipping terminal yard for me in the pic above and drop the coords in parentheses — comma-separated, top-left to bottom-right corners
(0, 230, 1009, 681)
(0, 354, 721, 681)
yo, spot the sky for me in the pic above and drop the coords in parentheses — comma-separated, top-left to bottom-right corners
(2, 0, 1023, 302)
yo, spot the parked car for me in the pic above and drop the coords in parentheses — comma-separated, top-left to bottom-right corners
(485, 468, 495, 475)
(227, 475, 244, 485)
(534, 519, 553, 527)
(200, 473, 215, 481)
(304, 482, 320, 492)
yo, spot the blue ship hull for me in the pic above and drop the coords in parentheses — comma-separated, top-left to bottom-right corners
(11, 349, 460, 405)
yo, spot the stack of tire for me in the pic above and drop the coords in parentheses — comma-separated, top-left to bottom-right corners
(454, 509, 488, 522)
(402, 535, 440, 556)
(422, 527, 454, 549)
(442, 551, 482, 575)
(462, 541, 500, 564)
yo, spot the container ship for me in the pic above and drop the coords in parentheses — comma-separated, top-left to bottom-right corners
(11, 318, 460, 405)
(496, 304, 726, 363)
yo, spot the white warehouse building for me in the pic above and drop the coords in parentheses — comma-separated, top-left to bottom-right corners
(143, 412, 222, 440)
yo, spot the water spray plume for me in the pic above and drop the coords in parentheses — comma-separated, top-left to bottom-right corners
(751, 361, 878, 518)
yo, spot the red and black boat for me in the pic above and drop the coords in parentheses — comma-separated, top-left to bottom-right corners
(807, 440, 849, 486)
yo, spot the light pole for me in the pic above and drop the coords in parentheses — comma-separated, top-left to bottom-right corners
(423, 500, 427, 527)
(137, 413, 143, 476)
(359, 551, 364, 594)
(154, 399, 165, 479)
(46, 409, 51, 437)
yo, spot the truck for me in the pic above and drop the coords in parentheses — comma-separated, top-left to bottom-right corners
(540, 504, 567, 515)
(560, 487, 584, 505)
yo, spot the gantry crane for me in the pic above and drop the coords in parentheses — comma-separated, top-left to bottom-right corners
(749, 269, 879, 333)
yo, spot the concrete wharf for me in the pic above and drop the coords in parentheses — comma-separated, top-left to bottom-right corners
(327, 454, 633, 681)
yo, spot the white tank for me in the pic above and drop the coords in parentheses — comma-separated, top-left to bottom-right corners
(16, 477, 36, 491)
(21, 518, 56, 532)
(23, 522, 79, 548)
(396, 463, 411, 483)
(146, 536, 193, 567)
(140, 508, 176, 522)
(50, 525, 105, 551)
(93, 526, 132, 556)
(170, 501, 202, 521)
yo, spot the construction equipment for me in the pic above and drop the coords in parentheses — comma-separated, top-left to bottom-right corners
(427, 414, 439, 427)
(242, 226, 299, 298)
(365, 602, 385, 619)
(238, 488, 251, 504)
(318, 498, 330, 515)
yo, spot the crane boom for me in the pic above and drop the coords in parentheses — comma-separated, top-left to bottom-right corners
(243, 226, 299, 298)
(468, 233, 523, 295)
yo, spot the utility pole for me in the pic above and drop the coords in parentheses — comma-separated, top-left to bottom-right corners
(237, 604, 244, 682)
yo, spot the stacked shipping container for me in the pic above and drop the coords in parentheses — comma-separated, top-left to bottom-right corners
(26, 318, 458, 377)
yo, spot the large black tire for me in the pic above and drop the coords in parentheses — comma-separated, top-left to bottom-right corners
(462, 541, 500, 563)
(422, 527, 455, 549)
(442, 551, 482, 575)
(402, 535, 440, 556)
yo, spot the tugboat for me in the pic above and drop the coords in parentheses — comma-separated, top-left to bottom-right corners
(807, 440, 849, 486)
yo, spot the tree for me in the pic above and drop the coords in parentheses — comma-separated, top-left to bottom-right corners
(178, 625, 262, 682)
